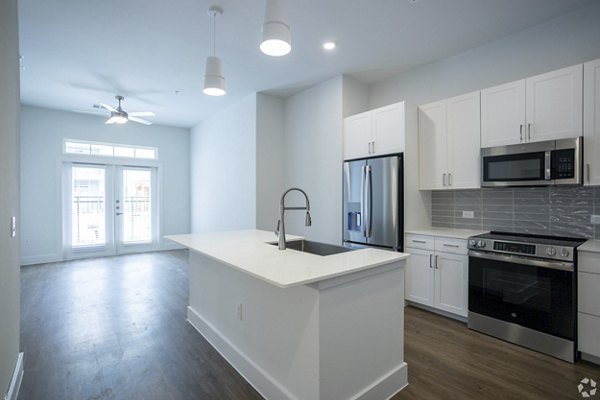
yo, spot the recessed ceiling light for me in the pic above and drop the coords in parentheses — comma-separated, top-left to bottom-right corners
(323, 41, 336, 50)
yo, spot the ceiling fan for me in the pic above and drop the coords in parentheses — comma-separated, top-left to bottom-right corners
(93, 95, 155, 125)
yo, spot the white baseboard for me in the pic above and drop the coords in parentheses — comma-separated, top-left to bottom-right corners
(351, 362, 408, 400)
(20, 253, 62, 266)
(581, 352, 600, 365)
(406, 301, 468, 323)
(4, 352, 23, 400)
(187, 306, 296, 400)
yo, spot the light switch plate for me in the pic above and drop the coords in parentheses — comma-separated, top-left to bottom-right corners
(591, 215, 600, 225)
(462, 211, 475, 219)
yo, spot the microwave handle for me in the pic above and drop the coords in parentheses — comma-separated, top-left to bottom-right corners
(545, 151, 551, 180)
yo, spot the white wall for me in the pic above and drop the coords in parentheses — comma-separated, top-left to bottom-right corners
(20, 106, 190, 265)
(0, 0, 21, 394)
(256, 94, 285, 231)
(369, 1, 600, 109)
(283, 77, 344, 245)
(190, 94, 257, 233)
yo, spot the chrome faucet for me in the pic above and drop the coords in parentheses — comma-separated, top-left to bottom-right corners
(275, 188, 312, 250)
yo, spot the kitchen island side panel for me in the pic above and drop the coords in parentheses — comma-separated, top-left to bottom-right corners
(188, 250, 320, 400)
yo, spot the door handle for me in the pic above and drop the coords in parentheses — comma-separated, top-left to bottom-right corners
(434, 255, 439, 269)
(360, 165, 367, 237)
(587, 163, 590, 183)
(519, 124, 523, 142)
(371, 141, 375, 154)
(527, 123, 531, 141)
(448, 173, 452, 187)
(429, 254, 433, 268)
(116, 212, 123, 216)
(366, 165, 373, 238)
(443, 173, 447, 186)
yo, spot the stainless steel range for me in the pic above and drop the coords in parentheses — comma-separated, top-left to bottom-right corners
(467, 231, 587, 363)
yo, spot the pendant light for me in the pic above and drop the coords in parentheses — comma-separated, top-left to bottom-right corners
(203, 6, 226, 96)
(260, 0, 291, 57)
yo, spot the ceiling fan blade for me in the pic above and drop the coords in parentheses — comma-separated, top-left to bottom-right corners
(95, 103, 117, 112)
(74, 109, 109, 116)
(105, 117, 118, 124)
(128, 111, 155, 117)
(128, 116, 153, 125)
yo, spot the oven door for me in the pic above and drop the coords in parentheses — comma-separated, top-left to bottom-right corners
(468, 251, 575, 340)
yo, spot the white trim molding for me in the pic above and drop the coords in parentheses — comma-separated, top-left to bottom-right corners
(4, 352, 23, 400)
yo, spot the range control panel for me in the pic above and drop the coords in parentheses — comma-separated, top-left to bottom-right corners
(493, 241, 536, 255)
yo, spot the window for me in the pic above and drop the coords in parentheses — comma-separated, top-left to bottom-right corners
(64, 139, 157, 160)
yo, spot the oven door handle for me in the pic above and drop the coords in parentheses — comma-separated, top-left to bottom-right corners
(468, 250, 574, 272)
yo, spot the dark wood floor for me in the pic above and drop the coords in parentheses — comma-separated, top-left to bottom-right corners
(20, 251, 600, 400)
(20, 250, 262, 400)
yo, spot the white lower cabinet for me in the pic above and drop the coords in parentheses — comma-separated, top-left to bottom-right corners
(405, 234, 468, 317)
(578, 248, 600, 360)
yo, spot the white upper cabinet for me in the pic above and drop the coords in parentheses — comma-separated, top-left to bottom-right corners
(526, 64, 583, 142)
(343, 111, 372, 160)
(481, 64, 583, 148)
(446, 92, 481, 189)
(343, 102, 405, 160)
(481, 80, 526, 147)
(584, 58, 600, 186)
(419, 92, 480, 190)
(418, 100, 446, 190)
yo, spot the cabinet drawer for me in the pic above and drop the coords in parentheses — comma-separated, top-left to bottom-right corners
(435, 237, 467, 255)
(579, 312, 600, 357)
(405, 234, 434, 251)
(579, 272, 600, 316)
(579, 251, 600, 274)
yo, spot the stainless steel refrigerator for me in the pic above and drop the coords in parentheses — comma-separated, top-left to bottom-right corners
(343, 154, 403, 251)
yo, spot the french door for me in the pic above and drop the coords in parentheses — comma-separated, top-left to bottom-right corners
(64, 163, 158, 258)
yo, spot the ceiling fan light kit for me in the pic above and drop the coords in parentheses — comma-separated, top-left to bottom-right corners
(94, 95, 155, 125)
(260, 0, 291, 56)
(203, 6, 226, 96)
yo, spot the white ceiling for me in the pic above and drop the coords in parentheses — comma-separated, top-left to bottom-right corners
(18, 0, 597, 128)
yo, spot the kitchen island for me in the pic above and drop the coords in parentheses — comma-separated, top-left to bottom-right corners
(166, 230, 410, 400)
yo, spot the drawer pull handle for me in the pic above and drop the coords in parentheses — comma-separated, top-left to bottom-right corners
(443, 244, 460, 248)
(412, 240, 426, 244)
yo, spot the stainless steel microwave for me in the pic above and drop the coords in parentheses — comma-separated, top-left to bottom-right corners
(481, 137, 583, 187)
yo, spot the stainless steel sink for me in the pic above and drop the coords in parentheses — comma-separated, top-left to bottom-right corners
(267, 239, 355, 256)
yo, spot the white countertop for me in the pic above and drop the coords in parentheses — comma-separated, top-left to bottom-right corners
(405, 227, 488, 240)
(578, 240, 600, 253)
(166, 230, 409, 288)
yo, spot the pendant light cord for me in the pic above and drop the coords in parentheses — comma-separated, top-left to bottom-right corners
(212, 12, 216, 57)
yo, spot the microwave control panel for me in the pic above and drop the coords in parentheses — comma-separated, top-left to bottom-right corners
(552, 149, 575, 179)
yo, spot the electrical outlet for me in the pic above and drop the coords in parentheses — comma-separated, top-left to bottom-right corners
(236, 303, 243, 321)
(462, 211, 475, 219)
(591, 215, 600, 225)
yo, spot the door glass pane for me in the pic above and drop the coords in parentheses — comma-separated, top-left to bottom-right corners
(122, 169, 152, 243)
(72, 166, 106, 247)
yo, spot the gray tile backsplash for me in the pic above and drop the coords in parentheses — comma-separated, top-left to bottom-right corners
(431, 186, 600, 239)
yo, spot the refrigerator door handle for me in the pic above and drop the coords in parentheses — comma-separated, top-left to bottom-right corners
(360, 165, 367, 237)
(366, 164, 373, 238)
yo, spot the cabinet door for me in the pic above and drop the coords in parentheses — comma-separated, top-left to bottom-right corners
(343, 111, 371, 160)
(446, 91, 481, 189)
(434, 252, 468, 317)
(405, 248, 434, 307)
(526, 64, 583, 142)
(584, 58, 600, 186)
(372, 102, 405, 156)
(418, 101, 447, 190)
(481, 80, 526, 147)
